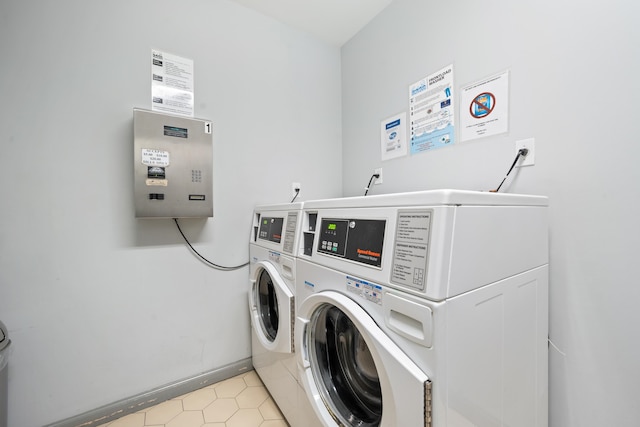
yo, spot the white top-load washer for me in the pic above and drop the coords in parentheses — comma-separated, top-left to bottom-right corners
(249, 202, 304, 426)
(295, 189, 549, 427)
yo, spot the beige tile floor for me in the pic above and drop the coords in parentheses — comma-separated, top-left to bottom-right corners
(97, 370, 289, 427)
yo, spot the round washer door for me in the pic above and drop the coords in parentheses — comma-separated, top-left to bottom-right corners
(296, 291, 431, 427)
(249, 261, 294, 353)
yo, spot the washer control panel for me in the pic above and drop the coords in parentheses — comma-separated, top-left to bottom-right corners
(317, 218, 386, 267)
(258, 216, 284, 244)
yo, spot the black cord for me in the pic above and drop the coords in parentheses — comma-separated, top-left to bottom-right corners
(290, 188, 300, 203)
(493, 148, 528, 192)
(174, 218, 249, 271)
(364, 173, 380, 196)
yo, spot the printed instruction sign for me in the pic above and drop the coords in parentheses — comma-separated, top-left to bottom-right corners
(380, 112, 408, 161)
(460, 70, 509, 141)
(409, 64, 455, 154)
(151, 49, 194, 117)
(391, 210, 432, 291)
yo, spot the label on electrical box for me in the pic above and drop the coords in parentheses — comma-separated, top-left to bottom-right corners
(141, 149, 170, 167)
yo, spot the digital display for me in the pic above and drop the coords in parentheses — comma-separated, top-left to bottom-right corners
(328, 223, 337, 230)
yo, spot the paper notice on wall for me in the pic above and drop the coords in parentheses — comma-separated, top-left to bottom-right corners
(380, 112, 407, 161)
(151, 50, 194, 117)
(460, 70, 509, 141)
(409, 64, 455, 155)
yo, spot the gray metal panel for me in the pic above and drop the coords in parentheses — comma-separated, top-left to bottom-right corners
(133, 108, 213, 218)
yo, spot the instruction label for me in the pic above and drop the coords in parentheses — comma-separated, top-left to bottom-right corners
(151, 49, 194, 117)
(391, 210, 432, 290)
(409, 64, 455, 154)
(268, 251, 281, 263)
(283, 212, 298, 254)
(141, 149, 170, 167)
(346, 276, 383, 305)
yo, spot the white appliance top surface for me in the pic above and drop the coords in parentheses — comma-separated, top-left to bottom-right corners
(253, 201, 304, 212)
(304, 189, 548, 209)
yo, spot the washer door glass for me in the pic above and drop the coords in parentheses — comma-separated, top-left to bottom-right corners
(257, 268, 279, 342)
(308, 303, 383, 427)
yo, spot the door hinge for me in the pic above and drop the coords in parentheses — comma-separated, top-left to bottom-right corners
(425, 380, 433, 427)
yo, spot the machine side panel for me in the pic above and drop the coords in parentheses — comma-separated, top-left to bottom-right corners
(448, 206, 548, 297)
(445, 266, 548, 427)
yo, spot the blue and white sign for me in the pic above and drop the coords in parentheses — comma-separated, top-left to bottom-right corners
(380, 112, 407, 161)
(409, 64, 455, 155)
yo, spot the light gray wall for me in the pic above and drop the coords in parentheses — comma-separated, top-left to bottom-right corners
(342, 0, 639, 425)
(0, 1, 341, 426)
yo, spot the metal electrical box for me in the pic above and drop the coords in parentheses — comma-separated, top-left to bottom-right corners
(134, 108, 213, 218)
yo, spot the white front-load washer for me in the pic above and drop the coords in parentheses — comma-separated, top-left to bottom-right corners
(249, 202, 304, 426)
(295, 190, 549, 427)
